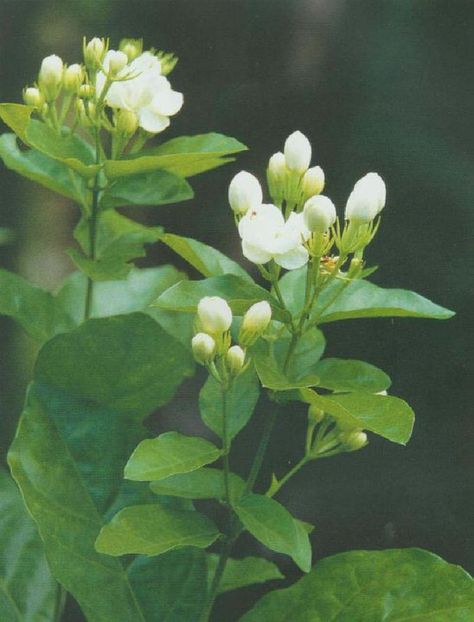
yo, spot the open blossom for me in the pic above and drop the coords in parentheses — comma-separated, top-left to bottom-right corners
(345, 172, 386, 223)
(238, 203, 309, 270)
(96, 50, 183, 134)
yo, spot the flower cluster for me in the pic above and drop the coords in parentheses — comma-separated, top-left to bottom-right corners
(23, 37, 182, 153)
(192, 297, 272, 383)
(228, 130, 386, 272)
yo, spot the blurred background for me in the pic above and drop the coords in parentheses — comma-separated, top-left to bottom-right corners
(0, 0, 472, 620)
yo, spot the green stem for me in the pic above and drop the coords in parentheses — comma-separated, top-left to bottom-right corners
(245, 406, 278, 494)
(221, 386, 231, 506)
(83, 127, 101, 321)
(267, 455, 309, 498)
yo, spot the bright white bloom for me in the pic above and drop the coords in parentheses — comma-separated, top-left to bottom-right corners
(197, 297, 232, 334)
(228, 171, 263, 215)
(302, 165, 325, 198)
(345, 173, 386, 223)
(241, 301, 272, 334)
(284, 130, 312, 173)
(38, 55, 63, 98)
(106, 50, 128, 75)
(303, 195, 336, 233)
(226, 345, 246, 375)
(96, 51, 183, 134)
(192, 333, 216, 365)
(238, 203, 310, 270)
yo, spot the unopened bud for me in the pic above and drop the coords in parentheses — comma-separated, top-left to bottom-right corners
(119, 38, 143, 62)
(226, 345, 245, 376)
(76, 99, 95, 127)
(308, 404, 325, 423)
(115, 109, 138, 136)
(192, 333, 216, 365)
(197, 296, 232, 334)
(302, 165, 325, 198)
(239, 300, 272, 347)
(157, 51, 178, 76)
(284, 130, 311, 174)
(78, 84, 95, 99)
(228, 171, 263, 215)
(105, 50, 128, 75)
(23, 87, 45, 109)
(63, 64, 84, 93)
(38, 55, 64, 100)
(84, 37, 107, 69)
(339, 429, 368, 451)
(268, 151, 287, 181)
(345, 172, 386, 223)
(303, 195, 336, 233)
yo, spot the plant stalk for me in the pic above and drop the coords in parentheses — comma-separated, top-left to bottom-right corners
(83, 128, 101, 321)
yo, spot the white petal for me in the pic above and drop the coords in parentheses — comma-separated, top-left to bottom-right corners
(275, 245, 309, 270)
(238, 203, 284, 239)
(130, 51, 161, 74)
(138, 108, 170, 133)
(152, 87, 183, 116)
(242, 240, 273, 265)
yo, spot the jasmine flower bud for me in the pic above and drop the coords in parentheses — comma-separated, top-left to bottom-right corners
(339, 429, 368, 451)
(84, 37, 107, 69)
(115, 109, 138, 136)
(197, 296, 233, 334)
(284, 130, 311, 173)
(345, 172, 386, 223)
(38, 55, 64, 100)
(228, 171, 263, 215)
(239, 300, 272, 346)
(63, 64, 84, 93)
(268, 151, 287, 181)
(307, 404, 325, 423)
(302, 165, 325, 198)
(23, 87, 44, 109)
(119, 38, 143, 62)
(303, 195, 336, 233)
(226, 345, 246, 376)
(192, 333, 216, 365)
(106, 50, 128, 76)
(79, 84, 95, 99)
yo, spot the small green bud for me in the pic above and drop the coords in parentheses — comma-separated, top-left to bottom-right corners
(191, 332, 216, 365)
(63, 63, 84, 93)
(347, 257, 363, 278)
(78, 84, 95, 100)
(266, 151, 287, 203)
(84, 37, 107, 69)
(76, 99, 95, 127)
(157, 51, 178, 76)
(308, 404, 325, 423)
(239, 301, 272, 347)
(115, 109, 138, 136)
(226, 345, 246, 377)
(339, 429, 368, 451)
(23, 87, 45, 109)
(119, 38, 143, 62)
(302, 165, 325, 199)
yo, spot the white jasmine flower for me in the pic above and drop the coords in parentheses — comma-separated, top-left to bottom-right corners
(96, 51, 183, 134)
(105, 50, 128, 75)
(241, 301, 272, 334)
(302, 165, 325, 198)
(197, 297, 233, 334)
(303, 195, 336, 233)
(226, 345, 246, 376)
(192, 333, 216, 365)
(63, 64, 84, 92)
(238, 203, 310, 270)
(38, 55, 64, 100)
(268, 151, 287, 180)
(228, 171, 263, 215)
(284, 130, 312, 173)
(345, 172, 386, 223)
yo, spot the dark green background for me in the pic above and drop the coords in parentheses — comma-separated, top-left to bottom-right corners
(0, 1, 472, 620)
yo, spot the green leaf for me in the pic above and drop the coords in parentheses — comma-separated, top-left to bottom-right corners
(207, 555, 283, 595)
(160, 232, 253, 282)
(95, 503, 219, 556)
(0, 103, 33, 141)
(125, 432, 222, 482)
(0, 468, 57, 622)
(240, 548, 474, 622)
(0, 268, 75, 342)
(0, 133, 85, 201)
(313, 358, 391, 392)
(234, 493, 311, 573)
(297, 388, 414, 445)
(101, 169, 193, 209)
(150, 467, 246, 503)
(8, 314, 194, 621)
(199, 366, 260, 439)
(70, 210, 163, 281)
(252, 327, 325, 390)
(315, 279, 455, 323)
(105, 132, 247, 178)
(153, 274, 289, 323)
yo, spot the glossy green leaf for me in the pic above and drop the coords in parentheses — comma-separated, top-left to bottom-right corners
(160, 232, 253, 282)
(0, 103, 32, 141)
(105, 132, 247, 178)
(8, 314, 194, 621)
(199, 366, 260, 439)
(234, 493, 311, 572)
(240, 548, 474, 621)
(96, 503, 219, 556)
(0, 268, 75, 342)
(0, 133, 84, 201)
(313, 358, 391, 392)
(207, 555, 283, 595)
(70, 210, 163, 281)
(297, 388, 414, 445)
(0, 468, 57, 622)
(125, 432, 222, 482)
(150, 467, 246, 503)
(315, 279, 455, 323)
(153, 274, 289, 323)
(101, 169, 193, 209)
